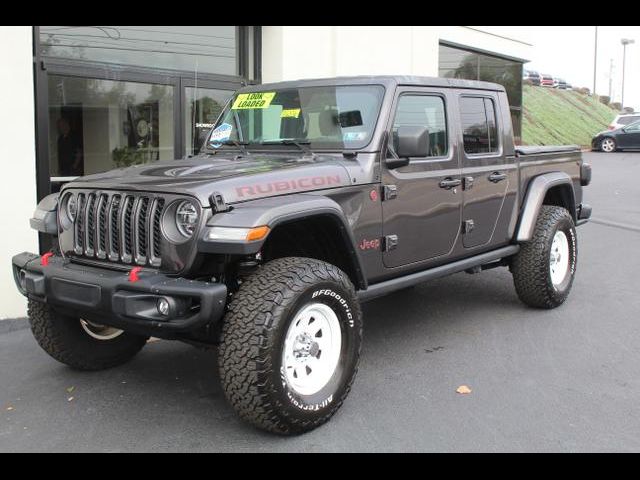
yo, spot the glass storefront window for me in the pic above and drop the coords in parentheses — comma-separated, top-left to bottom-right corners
(48, 75, 174, 178)
(439, 44, 523, 138)
(184, 87, 232, 156)
(40, 26, 237, 76)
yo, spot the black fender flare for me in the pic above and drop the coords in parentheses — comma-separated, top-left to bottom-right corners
(30, 192, 59, 235)
(516, 172, 576, 242)
(198, 194, 367, 289)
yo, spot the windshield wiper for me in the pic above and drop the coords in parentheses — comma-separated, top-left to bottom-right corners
(260, 139, 316, 158)
(215, 139, 250, 156)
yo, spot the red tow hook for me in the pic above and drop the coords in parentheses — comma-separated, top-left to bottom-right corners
(40, 252, 54, 266)
(128, 266, 143, 283)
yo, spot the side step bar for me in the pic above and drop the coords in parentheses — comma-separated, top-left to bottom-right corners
(358, 245, 520, 302)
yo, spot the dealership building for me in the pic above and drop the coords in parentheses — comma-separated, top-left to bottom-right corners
(0, 26, 531, 319)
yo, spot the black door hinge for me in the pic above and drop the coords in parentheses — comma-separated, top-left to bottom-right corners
(383, 234, 398, 252)
(382, 184, 397, 201)
(462, 219, 475, 234)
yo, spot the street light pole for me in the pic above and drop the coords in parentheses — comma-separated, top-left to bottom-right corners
(593, 26, 598, 95)
(621, 38, 635, 109)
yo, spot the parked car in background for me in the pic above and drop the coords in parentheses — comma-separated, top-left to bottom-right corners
(592, 120, 640, 152)
(540, 74, 554, 87)
(608, 113, 640, 130)
(565, 83, 573, 91)
(523, 69, 541, 86)
(553, 78, 568, 89)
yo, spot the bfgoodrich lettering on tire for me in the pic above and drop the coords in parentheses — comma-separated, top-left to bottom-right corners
(511, 205, 578, 308)
(218, 257, 363, 435)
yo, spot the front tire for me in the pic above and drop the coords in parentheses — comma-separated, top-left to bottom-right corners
(28, 300, 148, 371)
(511, 206, 578, 309)
(218, 257, 363, 435)
(600, 137, 617, 152)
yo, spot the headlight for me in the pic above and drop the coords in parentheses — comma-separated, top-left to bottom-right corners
(175, 200, 199, 237)
(66, 194, 78, 222)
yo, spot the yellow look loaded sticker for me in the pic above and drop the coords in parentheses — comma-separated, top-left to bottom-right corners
(231, 92, 276, 110)
(281, 108, 301, 118)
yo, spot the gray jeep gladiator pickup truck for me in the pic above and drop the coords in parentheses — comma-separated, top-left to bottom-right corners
(12, 75, 592, 434)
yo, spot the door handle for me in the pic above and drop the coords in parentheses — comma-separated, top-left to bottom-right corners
(439, 178, 462, 189)
(488, 172, 507, 183)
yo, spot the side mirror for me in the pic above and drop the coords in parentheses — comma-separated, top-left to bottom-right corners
(386, 126, 430, 169)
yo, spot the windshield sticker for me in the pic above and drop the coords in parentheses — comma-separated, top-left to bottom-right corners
(343, 131, 367, 142)
(231, 92, 276, 110)
(281, 108, 301, 119)
(209, 123, 232, 148)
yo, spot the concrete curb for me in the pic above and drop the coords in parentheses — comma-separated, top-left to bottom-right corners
(0, 317, 29, 335)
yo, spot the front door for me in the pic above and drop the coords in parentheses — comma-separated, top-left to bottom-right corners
(382, 90, 462, 268)
(458, 95, 511, 248)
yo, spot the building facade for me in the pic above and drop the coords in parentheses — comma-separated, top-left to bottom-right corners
(0, 25, 531, 319)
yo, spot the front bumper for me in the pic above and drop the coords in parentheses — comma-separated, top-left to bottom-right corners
(12, 252, 227, 337)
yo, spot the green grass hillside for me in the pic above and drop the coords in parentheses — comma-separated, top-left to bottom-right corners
(522, 85, 617, 147)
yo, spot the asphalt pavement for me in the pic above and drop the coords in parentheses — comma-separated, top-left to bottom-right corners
(1, 152, 640, 452)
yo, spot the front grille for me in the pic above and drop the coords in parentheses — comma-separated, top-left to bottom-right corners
(72, 191, 166, 267)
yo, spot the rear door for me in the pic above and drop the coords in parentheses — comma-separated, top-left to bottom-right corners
(458, 94, 512, 248)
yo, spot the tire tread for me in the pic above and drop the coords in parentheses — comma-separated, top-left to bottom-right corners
(218, 257, 362, 435)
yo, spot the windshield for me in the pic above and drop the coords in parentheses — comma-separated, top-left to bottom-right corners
(206, 85, 385, 151)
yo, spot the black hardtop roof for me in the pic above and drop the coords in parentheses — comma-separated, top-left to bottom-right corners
(239, 75, 505, 93)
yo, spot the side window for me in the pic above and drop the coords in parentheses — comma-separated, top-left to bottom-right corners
(460, 96, 500, 155)
(392, 95, 448, 157)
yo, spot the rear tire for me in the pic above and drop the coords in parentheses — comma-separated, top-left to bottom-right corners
(511, 206, 577, 309)
(28, 300, 148, 371)
(218, 257, 363, 435)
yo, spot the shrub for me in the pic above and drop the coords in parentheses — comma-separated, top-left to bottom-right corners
(623, 106, 635, 114)
(599, 95, 611, 106)
(611, 102, 623, 111)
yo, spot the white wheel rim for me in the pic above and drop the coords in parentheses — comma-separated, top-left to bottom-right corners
(282, 303, 342, 396)
(549, 231, 570, 286)
(80, 319, 124, 341)
(602, 138, 615, 152)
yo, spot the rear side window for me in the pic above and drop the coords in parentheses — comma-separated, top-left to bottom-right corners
(460, 96, 499, 155)
(392, 95, 448, 157)
(618, 116, 640, 125)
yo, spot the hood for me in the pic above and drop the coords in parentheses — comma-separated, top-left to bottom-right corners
(65, 153, 354, 206)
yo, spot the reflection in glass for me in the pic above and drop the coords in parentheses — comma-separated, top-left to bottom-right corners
(40, 26, 237, 76)
(185, 87, 232, 156)
(47, 75, 174, 177)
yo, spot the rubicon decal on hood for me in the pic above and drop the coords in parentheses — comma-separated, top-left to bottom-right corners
(236, 175, 344, 198)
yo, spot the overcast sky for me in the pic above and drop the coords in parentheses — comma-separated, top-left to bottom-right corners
(496, 26, 640, 110)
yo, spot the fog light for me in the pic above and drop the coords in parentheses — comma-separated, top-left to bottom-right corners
(157, 297, 170, 317)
